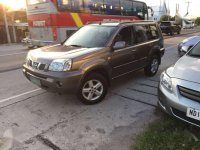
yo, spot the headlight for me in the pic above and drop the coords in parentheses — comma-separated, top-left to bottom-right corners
(49, 59, 72, 72)
(181, 46, 189, 52)
(160, 72, 173, 93)
(25, 53, 31, 65)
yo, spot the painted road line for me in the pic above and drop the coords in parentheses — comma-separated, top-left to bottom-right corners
(0, 88, 42, 103)
(0, 52, 27, 57)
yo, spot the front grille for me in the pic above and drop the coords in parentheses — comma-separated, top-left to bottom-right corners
(171, 107, 200, 126)
(27, 59, 47, 71)
(178, 86, 200, 103)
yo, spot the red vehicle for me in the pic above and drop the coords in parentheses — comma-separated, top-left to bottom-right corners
(26, 0, 152, 48)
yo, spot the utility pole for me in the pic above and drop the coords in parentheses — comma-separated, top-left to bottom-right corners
(185, 1, 192, 17)
(2, 4, 11, 44)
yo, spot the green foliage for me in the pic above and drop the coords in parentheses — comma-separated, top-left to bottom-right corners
(195, 17, 200, 25)
(131, 114, 200, 150)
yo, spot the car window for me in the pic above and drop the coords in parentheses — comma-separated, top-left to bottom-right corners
(114, 26, 133, 47)
(134, 25, 148, 44)
(188, 41, 200, 57)
(149, 25, 159, 40)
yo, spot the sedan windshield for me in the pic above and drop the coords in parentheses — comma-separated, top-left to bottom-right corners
(188, 41, 200, 57)
(64, 25, 117, 48)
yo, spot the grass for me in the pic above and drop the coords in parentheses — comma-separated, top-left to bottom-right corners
(131, 113, 200, 150)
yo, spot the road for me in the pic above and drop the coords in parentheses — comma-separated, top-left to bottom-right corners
(0, 31, 200, 150)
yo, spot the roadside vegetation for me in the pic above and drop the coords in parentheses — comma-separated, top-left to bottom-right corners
(131, 113, 200, 150)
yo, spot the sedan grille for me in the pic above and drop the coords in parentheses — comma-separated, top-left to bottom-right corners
(178, 86, 200, 103)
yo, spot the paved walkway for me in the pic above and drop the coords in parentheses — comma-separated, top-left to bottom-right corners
(0, 44, 27, 52)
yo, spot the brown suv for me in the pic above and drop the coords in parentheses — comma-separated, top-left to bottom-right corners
(23, 21, 165, 105)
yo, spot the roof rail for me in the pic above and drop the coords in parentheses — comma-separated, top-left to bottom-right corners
(86, 20, 155, 25)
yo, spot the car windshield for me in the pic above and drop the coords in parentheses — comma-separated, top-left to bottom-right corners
(64, 25, 117, 48)
(188, 41, 200, 57)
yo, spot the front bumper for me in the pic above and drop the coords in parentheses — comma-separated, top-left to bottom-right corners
(23, 65, 82, 93)
(158, 80, 200, 127)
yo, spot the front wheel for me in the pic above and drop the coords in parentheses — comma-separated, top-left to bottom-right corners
(78, 73, 108, 105)
(144, 55, 160, 77)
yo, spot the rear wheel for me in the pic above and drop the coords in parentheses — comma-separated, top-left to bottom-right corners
(78, 73, 108, 105)
(144, 55, 159, 77)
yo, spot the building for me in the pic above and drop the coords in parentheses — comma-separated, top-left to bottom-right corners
(0, 5, 28, 44)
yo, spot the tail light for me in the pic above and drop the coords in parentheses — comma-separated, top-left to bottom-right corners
(52, 27, 57, 41)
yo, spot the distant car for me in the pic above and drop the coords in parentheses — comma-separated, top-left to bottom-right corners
(158, 41, 200, 127)
(160, 21, 181, 36)
(178, 36, 200, 56)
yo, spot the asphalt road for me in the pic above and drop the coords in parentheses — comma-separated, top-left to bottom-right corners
(0, 31, 200, 150)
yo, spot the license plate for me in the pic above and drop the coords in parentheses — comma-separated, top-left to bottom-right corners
(30, 76, 41, 86)
(186, 108, 200, 121)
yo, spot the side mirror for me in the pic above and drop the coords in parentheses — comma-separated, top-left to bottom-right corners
(113, 41, 126, 50)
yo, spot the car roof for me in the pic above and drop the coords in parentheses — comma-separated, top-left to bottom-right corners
(87, 20, 157, 27)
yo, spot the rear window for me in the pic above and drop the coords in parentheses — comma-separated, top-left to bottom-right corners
(27, 0, 47, 5)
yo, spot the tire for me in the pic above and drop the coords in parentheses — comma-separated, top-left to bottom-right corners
(144, 55, 160, 77)
(77, 73, 108, 105)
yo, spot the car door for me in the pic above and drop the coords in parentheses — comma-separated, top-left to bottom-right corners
(132, 24, 150, 68)
(132, 24, 160, 68)
(110, 26, 138, 78)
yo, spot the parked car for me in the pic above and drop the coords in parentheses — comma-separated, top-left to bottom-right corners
(178, 35, 200, 56)
(23, 21, 165, 105)
(158, 41, 200, 127)
(160, 21, 181, 36)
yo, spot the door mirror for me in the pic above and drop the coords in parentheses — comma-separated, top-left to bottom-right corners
(113, 41, 126, 50)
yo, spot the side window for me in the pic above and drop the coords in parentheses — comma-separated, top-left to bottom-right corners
(84, 0, 104, 14)
(149, 25, 159, 40)
(58, 0, 84, 11)
(104, 0, 121, 15)
(121, 0, 133, 16)
(115, 27, 133, 47)
(134, 25, 148, 44)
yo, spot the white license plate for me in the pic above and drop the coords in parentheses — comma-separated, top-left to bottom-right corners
(186, 108, 200, 121)
(30, 76, 41, 86)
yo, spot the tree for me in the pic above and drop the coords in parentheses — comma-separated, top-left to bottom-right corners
(195, 17, 200, 25)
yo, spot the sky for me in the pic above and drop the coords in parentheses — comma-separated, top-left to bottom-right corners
(142, 0, 200, 18)
(0, 0, 200, 17)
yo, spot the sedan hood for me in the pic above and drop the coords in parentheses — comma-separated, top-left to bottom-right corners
(29, 44, 102, 61)
(171, 55, 200, 84)
(182, 36, 200, 46)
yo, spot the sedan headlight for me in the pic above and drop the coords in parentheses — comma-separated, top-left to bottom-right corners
(49, 59, 72, 72)
(160, 72, 173, 93)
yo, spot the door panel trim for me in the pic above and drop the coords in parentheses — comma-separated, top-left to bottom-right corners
(113, 57, 147, 69)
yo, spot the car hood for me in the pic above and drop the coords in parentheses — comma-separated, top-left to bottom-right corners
(29, 44, 102, 61)
(182, 36, 200, 46)
(171, 55, 200, 84)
